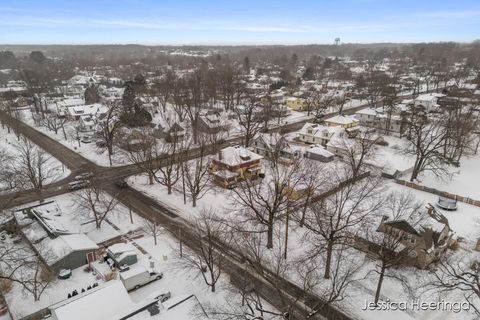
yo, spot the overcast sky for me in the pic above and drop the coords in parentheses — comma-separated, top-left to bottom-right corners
(1, 0, 479, 44)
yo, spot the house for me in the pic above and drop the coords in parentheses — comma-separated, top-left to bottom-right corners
(250, 133, 302, 164)
(286, 97, 306, 111)
(55, 98, 85, 117)
(356, 205, 453, 269)
(209, 146, 263, 188)
(197, 111, 229, 134)
(66, 103, 108, 121)
(107, 243, 138, 267)
(78, 116, 96, 132)
(323, 115, 359, 128)
(13, 201, 99, 272)
(413, 93, 445, 112)
(326, 130, 356, 157)
(355, 107, 404, 135)
(165, 122, 186, 143)
(298, 122, 340, 146)
(305, 145, 334, 162)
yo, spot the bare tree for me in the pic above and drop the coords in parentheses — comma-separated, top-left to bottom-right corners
(302, 245, 363, 319)
(75, 180, 120, 229)
(340, 129, 378, 178)
(125, 128, 160, 185)
(303, 170, 383, 279)
(0, 241, 55, 302)
(98, 102, 122, 166)
(142, 220, 164, 245)
(426, 253, 480, 317)
(153, 70, 175, 113)
(233, 93, 263, 147)
(404, 111, 450, 182)
(183, 69, 208, 144)
(41, 114, 66, 135)
(17, 254, 54, 301)
(156, 136, 183, 194)
(182, 139, 210, 207)
(232, 156, 304, 249)
(13, 137, 57, 190)
(231, 229, 297, 318)
(177, 209, 227, 292)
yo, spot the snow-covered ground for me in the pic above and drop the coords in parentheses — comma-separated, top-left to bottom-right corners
(419, 153, 480, 201)
(0, 123, 70, 193)
(3, 192, 276, 320)
(18, 109, 131, 167)
(127, 154, 480, 320)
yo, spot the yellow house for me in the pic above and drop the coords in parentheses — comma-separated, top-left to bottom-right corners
(286, 97, 306, 111)
(323, 115, 359, 128)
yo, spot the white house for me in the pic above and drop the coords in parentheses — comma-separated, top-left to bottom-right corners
(413, 93, 445, 112)
(298, 122, 341, 146)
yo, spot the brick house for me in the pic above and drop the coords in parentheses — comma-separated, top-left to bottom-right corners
(209, 146, 263, 188)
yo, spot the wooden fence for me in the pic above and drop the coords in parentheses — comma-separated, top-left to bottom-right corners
(394, 179, 480, 208)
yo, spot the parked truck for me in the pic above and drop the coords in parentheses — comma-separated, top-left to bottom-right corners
(119, 266, 163, 291)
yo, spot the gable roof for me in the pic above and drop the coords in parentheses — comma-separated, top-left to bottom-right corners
(384, 220, 420, 236)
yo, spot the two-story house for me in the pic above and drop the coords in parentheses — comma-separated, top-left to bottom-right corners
(357, 205, 453, 269)
(209, 146, 263, 188)
(250, 133, 302, 164)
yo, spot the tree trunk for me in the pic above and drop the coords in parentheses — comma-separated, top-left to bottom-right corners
(148, 173, 154, 185)
(266, 224, 273, 249)
(374, 263, 386, 304)
(108, 145, 113, 166)
(192, 195, 197, 207)
(324, 240, 334, 279)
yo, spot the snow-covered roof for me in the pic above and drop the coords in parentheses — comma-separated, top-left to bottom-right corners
(307, 145, 334, 158)
(355, 108, 377, 116)
(44, 234, 98, 265)
(213, 170, 239, 179)
(324, 115, 359, 126)
(60, 98, 85, 108)
(213, 146, 263, 167)
(108, 243, 137, 255)
(299, 122, 340, 139)
(61, 234, 98, 252)
(49, 280, 135, 320)
(67, 103, 108, 117)
(415, 93, 445, 102)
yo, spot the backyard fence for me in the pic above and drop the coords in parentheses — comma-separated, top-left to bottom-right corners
(394, 179, 480, 208)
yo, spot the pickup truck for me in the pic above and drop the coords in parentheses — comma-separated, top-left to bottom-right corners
(119, 266, 163, 291)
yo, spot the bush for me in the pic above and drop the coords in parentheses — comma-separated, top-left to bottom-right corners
(449, 240, 460, 251)
(0, 279, 13, 293)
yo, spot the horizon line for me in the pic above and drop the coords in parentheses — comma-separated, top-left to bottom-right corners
(0, 40, 478, 47)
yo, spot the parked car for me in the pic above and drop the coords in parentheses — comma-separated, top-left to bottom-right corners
(115, 179, 128, 188)
(81, 135, 93, 143)
(313, 113, 326, 123)
(58, 269, 72, 280)
(148, 290, 172, 303)
(68, 180, 89, 190)
(120, 266, 163, 291)
(75, 172, 94, 181)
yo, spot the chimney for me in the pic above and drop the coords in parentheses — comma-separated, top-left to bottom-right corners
(218, 150, 223, 161)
